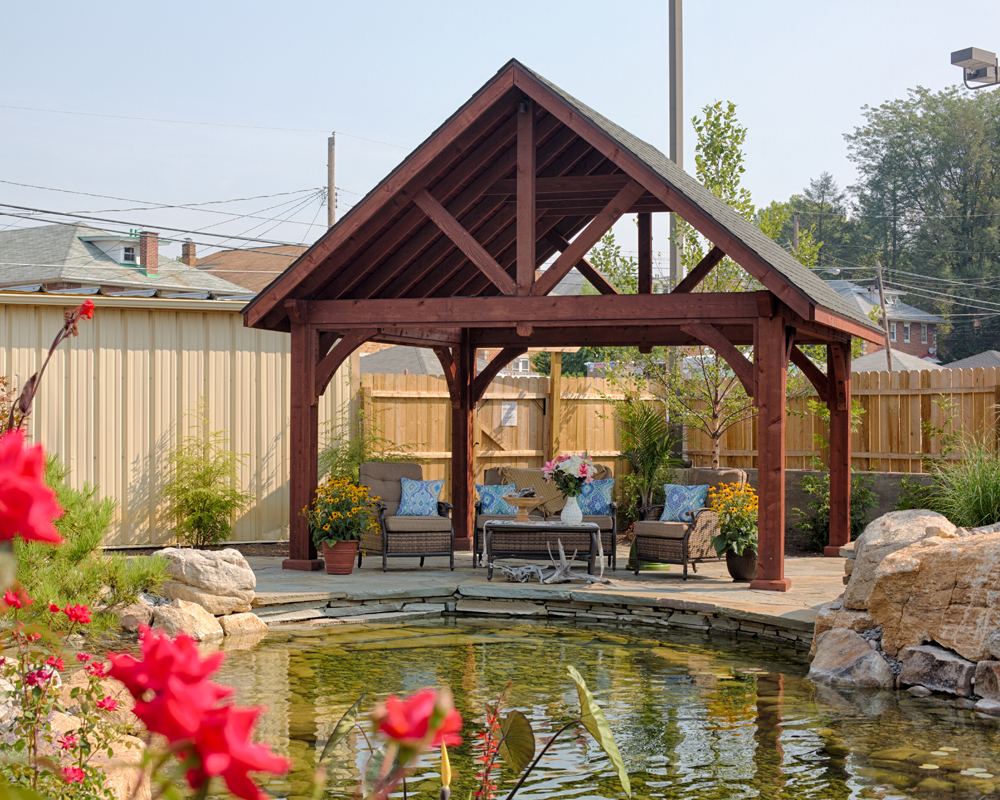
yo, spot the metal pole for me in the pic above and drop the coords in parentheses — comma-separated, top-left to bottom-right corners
(875, 260, 894, 372)
(669, 0, 683, 289)
(327, 133, 336, 227)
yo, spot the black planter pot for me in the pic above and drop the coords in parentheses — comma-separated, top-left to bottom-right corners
(725, 549, 758, 582)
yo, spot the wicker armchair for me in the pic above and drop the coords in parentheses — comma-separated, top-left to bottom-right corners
(632, 468, 747, 579)
(358, 462, 454, 572)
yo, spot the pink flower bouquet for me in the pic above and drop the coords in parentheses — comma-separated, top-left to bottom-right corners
(541, 453, 597, 498)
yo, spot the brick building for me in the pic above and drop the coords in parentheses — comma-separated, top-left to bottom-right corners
(828, 280, 945, 361)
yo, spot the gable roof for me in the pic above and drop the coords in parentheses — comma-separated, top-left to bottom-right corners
(828, 280, 946, 325)
(852, 348, 944, 373)
(943, 350, 1000, 370)
(0, 223, 251, 296)
(244, 59, 882, 341)
(198, 245, 307, 294)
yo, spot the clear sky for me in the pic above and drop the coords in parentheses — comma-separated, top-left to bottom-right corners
(2, 1, 996, 276)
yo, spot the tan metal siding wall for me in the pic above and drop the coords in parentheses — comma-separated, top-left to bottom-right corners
(0, 301, 350, 546)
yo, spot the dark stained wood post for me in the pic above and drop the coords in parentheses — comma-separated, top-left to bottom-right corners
(825, 342, 852, 557)
(450, 331, 475, 551)
(750, 310, 791, 591)
(638, 212, 652, 294)
(516, 97, 535, 295)
(284, 323, 322, 571)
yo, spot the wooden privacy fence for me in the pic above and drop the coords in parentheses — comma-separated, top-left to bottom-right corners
(366, 366, 1000, 494)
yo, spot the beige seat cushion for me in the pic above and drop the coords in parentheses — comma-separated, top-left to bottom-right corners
(476, 512, 542, 530)
(580, 514, 614, 531)
(633, 520, 689, 539)
(689, 468, 746, 498)
(384, 515, 451, 533)
(360, 462, 423, 516)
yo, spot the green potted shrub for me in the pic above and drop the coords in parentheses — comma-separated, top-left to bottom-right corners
(306, 478, 379, 575)
(709, 482, 758, 581)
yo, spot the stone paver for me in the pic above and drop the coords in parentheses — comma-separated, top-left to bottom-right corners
(248, 553, 845, 631)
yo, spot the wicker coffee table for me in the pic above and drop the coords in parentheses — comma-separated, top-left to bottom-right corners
(483, 520, 599, 580)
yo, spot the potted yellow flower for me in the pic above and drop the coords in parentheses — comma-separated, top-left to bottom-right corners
(305, 478, 379, 575)
(708, 483, 759, 582)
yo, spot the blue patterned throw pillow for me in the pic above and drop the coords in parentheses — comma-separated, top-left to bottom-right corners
(577, 478, 614, 515)
(396, 477, 444, 516)
(475, 483, 517, 515)
(659, 484, 710, 523)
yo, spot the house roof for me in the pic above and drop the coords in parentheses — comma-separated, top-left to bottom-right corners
(943, 350, 1000, 370)
(851, 348, 944, 373)
(827, 280, 946, 324)
(245, 59, 882, 343)
(360, 345, 488, 375)
(0, 223, 251, 296)
(198, 245, 307, 294)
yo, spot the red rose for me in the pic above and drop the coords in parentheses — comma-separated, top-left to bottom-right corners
(96, 696, 119, 711)
(108, 627, 226, 698)
(76, 652, 92, 662)
(3, 587, 32, 610)
(77, 299, 95, 320)
(48, 602, 60, 613)
(61, 767, 85, 784)
(85, 662, 108, 678)
(183, 706, 290, 800)
(58, 734, 79, 750)
(46, 655, 64, 671)
(372, 689, 462, 749)
(0, 431, 63, 544)
(62, 604, 91, 624)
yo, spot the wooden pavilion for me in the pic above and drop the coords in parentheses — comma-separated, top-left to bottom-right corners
(243, 60, 883, 591)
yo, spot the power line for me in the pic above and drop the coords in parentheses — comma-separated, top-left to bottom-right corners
(0, 103, 408, 148)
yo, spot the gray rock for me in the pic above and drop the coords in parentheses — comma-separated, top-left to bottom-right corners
(907, 685, 933, 697)
(455, 599, 546, 616)
(987, 631, 1000, 660)
(218, 612, 269, 637)
(115, 602, 153, 632)
(975, 661, 1000, 700)
(151, 599, 224, 641)
(975, 698, 1000, 717)
(844, 511, 955, 610)
(156, 548, 256, 615)
(807, 628, 895, 689)
(898, 644, 976, 697)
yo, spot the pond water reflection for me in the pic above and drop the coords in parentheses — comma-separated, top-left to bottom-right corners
(213, 618, 1000, 800)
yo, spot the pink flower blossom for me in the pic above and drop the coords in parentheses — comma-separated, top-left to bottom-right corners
(85, 661, 108, 678)
(48, 603, 60, 613)
(62, 604, 91, 624)
(61, 767, 85, 784)
(46, 655, 64, 671)
(0, 430, 63, 544)
(24, 669, 53, 687)
(3, 587, 32, 610)
(76, 652, 92, 662)
(96, 696, 119, 712)
(58, 734, 79, 750)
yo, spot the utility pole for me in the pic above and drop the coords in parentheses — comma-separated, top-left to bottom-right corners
(327, 133, 336, 227)
(875, 260, 893, 372)
(668, 0, 683, 290)
(793, 212, 800, 252)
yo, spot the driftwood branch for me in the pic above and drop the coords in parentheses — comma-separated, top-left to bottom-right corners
(489, 538, 612, 584)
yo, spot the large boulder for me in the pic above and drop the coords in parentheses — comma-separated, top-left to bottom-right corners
(974, 661, 1000, 700)
(898, 644, 976, 697)
(156, 548, 255, 615)
(807, 628, 895, 689)
(151, 599, 224, 641)
(867, 530, 1000, 661)
(808, 596, 876, 661)
(844, 511, 955, 610)
(219, 611, 268, 637)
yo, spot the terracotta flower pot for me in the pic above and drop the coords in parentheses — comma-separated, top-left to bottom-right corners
(725, 549, 758, 582)
(321, 540, 359, 575)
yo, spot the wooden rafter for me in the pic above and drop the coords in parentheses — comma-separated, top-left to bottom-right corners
(516, 98, 536, 294)
(789, 346, 829, 404)
(680, 322, 755, 398)
(531, 179, 645, 297)
(672, 245, 726, 294)
(413, 189, 517, 295)
(473, 346, 526, 402)
(487, 174, 633, 194)
(544, 231, 617, 295)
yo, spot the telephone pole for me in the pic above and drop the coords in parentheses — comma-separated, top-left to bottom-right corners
(327, 133, 336, 227)
(875, 260, 894, 372)
(669, 0, 683, 289)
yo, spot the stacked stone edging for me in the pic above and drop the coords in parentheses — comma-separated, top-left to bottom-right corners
(250, 587, 815, 648)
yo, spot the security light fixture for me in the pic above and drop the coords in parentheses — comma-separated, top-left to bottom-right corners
(952, 47, 1000, 90)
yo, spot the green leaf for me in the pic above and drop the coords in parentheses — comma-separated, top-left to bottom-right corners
(319, 694, 366, 765)
(566, 665, 631, 798)
(498, 710, 535, 776)
(0, 782, 49, 800)
(362, 742, 400, 799)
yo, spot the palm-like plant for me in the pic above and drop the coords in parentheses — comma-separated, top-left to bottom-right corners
(616, 393, 677, 508)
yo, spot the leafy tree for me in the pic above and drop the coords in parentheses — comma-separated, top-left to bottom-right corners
(779, 172, 858, 271)
(529, 348, 599, 377)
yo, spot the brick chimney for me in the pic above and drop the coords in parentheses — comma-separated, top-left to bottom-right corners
(139, 231, 159, 277)
(181, 238, 196, 267)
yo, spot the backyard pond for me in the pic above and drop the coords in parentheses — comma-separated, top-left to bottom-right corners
(214, 618, 1000, 800)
